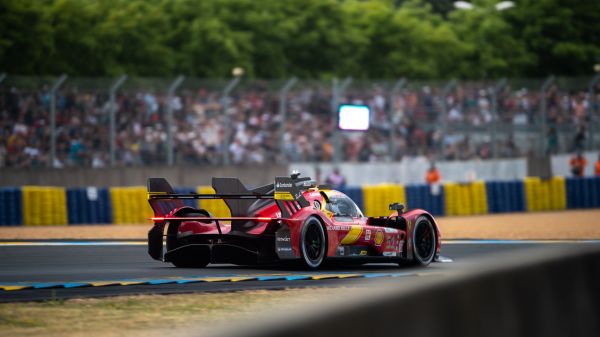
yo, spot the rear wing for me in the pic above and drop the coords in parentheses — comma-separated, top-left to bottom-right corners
(147, 175, 313, 220)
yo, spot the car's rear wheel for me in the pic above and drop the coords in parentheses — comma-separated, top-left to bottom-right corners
(411, 216, 436, 266)
(300, 217, 326, 269)
(166, 211, 211, 268)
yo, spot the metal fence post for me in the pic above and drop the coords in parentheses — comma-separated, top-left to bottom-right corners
(490, 78, 507, 158)
(221, 77, 241, 165)
(440, 79, 458, 155)
(587, 73, 600, 149)
(389, 78, 406, 161)
(49, 74, 68, 167)
(109, 75, 127, 167)
(332, 77, 352, 164)
(278, 77, 298, 164)
(166, 75, 185, 166)
(540, 76, 555, 156)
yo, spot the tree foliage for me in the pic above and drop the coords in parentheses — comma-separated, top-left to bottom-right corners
(0, 0, 598, 79)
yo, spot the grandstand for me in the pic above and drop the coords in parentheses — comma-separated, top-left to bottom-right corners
(1, 76, 598, 169)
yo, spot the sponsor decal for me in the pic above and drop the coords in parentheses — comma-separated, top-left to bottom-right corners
(383, 252, 397, 257)
(274, 191, 294, 200)
(276, 182, 293, 188)
(329, 225, 352, 231)
(384, 227, 397, 233)
(360, 250, 368, 256)
(277, 247, 292, 252)
(365, 229, 371, 241)
(375, 230, 384, 246)
(337, 246, 345, 256)
(276, 236, 291, 242)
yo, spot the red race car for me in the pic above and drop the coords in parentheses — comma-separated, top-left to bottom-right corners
(147, 173, 441, 269)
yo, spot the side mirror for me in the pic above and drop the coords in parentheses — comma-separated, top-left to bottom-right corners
(389, 202, 405, 213)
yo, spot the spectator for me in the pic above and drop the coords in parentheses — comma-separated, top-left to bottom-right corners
(425, 163, 441, 184)
(595, 154, 600, 176)
(325, 168, 346, 190)
(569, 152, 587, 177)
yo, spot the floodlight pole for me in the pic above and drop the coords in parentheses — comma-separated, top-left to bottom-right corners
(490, 78, 507, 158)
(278, 77, 298, 164)
(332, 77, 352, 164)
(109, 75, 127, 167)
(389, 78, 406, 161)
(588, 73, 600, 149)
(540, 76, 555, 156)
(221, 77, 241, 165)
(440, 79, 458, 154)
(166, 75, 185, 166)
(49, 74, 68, 167)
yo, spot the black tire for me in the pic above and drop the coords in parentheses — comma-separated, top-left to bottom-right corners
(410, 216, 436, 266)
(166, 210, 211, 268)
(300, 217, 327, 269)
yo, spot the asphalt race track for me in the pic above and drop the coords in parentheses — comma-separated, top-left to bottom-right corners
(1, 240, 599, 302)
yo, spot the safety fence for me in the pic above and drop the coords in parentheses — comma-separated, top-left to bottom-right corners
(0, 177, 599, 225)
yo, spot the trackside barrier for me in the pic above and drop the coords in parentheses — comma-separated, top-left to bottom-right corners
(443, 181, 488, 216)
(174, 187, 198, 209)
(227, 246, 600, 337)
(197, 186, 231, 218)
(0, 187, 22, 226)
(109, 186, 153, 224)
(1, 177, 600, 226)
(566, 177, 600, 209)
(21, 186, 67, 225)
(405, 184, 444, 216)
(66, 187, 112, 225)
(362, 184, 406, 217)
(340, 186, 364, 213)
(485, 180, 526, 213)
(524, 176, 566, 211)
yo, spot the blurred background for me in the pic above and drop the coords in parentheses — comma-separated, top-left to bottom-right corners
(1, 0, 599, 186)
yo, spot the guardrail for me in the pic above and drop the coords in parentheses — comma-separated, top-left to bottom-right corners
(219, 245, 600, 337)
(0, 176, 599, 225)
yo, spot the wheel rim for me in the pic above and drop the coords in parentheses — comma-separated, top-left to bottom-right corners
(303, 222, 324, 263)
(414, 220, 435, 261)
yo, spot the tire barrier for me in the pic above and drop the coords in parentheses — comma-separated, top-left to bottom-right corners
(197, 186, 231, 218)
(0, 176, 598, 226)
(109, 187, 153, 224)
(174, 187, 199, 209)
(21, 186, 67, 226)
(444, 181, 488, 216)
(485, 181, 525, 213)
(362, 184, 406, 217)
(566, 177, 600, 209)
(66, 187, 112, 225)
(0, 187, 22, 226)
(524, 176, 567, 211)
(405, 184, 444, 216)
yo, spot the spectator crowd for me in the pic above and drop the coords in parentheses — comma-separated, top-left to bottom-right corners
(1, 78, 598, 168)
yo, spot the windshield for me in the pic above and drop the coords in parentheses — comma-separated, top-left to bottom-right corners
(325, 195, 363, 218)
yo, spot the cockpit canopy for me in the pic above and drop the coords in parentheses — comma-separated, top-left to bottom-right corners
(324, 193, 364, 218)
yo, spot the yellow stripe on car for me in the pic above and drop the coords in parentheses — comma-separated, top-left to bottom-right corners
(340, 225, 363, 245)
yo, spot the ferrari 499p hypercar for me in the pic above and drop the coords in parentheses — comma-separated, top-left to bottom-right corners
(147, 173, 441, 269)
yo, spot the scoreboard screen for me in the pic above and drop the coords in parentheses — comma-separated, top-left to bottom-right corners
(338, 104, 370, 131)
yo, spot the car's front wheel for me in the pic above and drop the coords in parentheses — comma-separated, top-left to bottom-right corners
(411, 216, 436, 266)
(300, 217, 327, 269)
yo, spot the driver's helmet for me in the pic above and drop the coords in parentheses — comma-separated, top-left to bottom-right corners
(337, 200, 351, 215)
